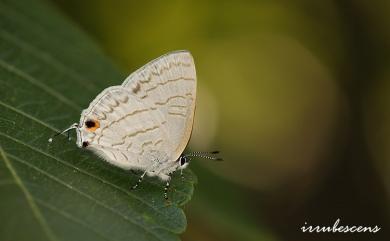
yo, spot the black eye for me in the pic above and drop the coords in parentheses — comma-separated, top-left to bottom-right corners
(180, 156, 186, 166)
(82, 141, 89, 148)
(85, 120, 95, 128)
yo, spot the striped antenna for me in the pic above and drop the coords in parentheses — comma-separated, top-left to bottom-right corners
(48, 123, 78, 143)
(185, 151, 223, 161)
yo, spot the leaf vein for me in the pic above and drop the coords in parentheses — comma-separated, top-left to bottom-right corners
(0, 59, 80, 111)
(0, 29, 99, 93)
(35, 198, 115, 241)
(0, 100, 59, 132)
(0, 147, 59, 241)
(6, 152, 164, 241)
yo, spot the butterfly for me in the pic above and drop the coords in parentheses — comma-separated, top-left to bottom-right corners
(50, 50, 221, 199)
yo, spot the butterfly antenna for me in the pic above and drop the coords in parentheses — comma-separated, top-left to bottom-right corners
(185, 151, 223, 161)
(187, 151, 220, 155)
(48, 123, 78, 143)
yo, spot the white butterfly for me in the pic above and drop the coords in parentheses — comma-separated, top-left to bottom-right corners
(50, 51, 220, 199)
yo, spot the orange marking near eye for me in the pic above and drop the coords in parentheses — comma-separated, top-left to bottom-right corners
(85, 119, 100, 132)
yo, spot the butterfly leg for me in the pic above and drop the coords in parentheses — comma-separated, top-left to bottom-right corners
(163, 174, 172, 200)
(131, 170, 148, 190)
(131, 158, 160, 190)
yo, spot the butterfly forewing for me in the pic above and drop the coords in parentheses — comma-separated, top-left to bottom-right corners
(122, 51, 197, 162)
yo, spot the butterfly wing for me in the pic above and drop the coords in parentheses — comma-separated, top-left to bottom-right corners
(78, 86, 171, 170)
(121, 50, 197, 162)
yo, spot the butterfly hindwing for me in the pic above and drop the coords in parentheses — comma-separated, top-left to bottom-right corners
(79, 86, 170, 170)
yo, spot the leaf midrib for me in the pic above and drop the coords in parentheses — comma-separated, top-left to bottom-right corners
(35, 198, 113, 241)
(5, 151, 164, 241)
(0, 147, 59, 241)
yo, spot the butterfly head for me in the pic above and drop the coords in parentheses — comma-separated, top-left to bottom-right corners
(49, 117, 101, 148)
(76, 117, 101, 148)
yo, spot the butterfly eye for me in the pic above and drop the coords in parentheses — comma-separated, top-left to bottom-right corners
(180, 156, 186, 166)
(85, 119, 100, 132)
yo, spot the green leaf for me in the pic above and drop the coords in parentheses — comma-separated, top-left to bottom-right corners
(0, 0, 196, 241)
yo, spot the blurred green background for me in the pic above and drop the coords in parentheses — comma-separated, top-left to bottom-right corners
(52, 0, 389, 240)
